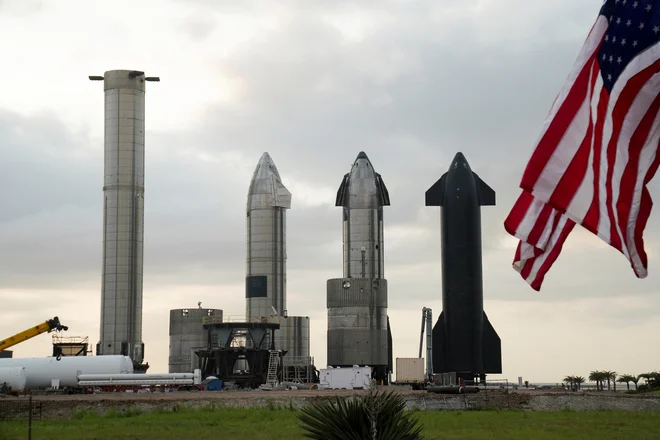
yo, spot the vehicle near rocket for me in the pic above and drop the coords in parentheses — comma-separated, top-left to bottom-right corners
(326, 151, 392, 383)
(425, 152, 502, 383)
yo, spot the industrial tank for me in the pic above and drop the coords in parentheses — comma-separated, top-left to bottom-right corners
(169, 308, 223, 373)
(0, 355, 133, 389)
(274, 315, 310, 358)
(327, 278, 388, 367)
(0, 367, 27, 392)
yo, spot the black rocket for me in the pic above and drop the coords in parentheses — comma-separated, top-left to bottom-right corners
(425, 152, 502, 382)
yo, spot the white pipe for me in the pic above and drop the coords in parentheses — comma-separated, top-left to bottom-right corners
(78, 379, 193, 386)
(78, 373, 193, 381)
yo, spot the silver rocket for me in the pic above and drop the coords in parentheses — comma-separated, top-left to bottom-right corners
(245, 152, 291, 319)
(245, 153, 311, 360)
(90, 70, 159, 369)
(326, 151, 392, 383)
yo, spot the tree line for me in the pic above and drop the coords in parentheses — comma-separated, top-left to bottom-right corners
(563, 371, 659, 392)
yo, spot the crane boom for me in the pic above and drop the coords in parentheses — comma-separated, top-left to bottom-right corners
(0, 317, 69, 352)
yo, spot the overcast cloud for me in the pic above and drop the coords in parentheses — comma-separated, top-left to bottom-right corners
(1, 0, 659, 382)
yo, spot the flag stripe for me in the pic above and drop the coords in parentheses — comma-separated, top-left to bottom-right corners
(611, 73, 660, 269)
(548, 63, 601, 210)
(526, 217, 576, 291)
(602, 60, 660, 258)
(520, 17, 609, 189)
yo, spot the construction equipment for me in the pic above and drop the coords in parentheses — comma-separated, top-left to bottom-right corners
(419, 307, 433, 382)
(0, 317, 69, 352)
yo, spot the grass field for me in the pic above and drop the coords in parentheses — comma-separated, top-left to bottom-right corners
(1, 406, 659, 440)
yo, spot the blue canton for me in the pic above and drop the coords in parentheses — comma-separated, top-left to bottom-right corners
(597, 0, 660, 91)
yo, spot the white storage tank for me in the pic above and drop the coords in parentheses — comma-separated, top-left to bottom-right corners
(0, 355, 133, 389)
(0, 367, 27, 393)
(169, 308, 223, 373)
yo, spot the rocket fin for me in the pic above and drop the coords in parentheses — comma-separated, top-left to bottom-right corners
(482, 312, 502, 374)
(473, 172, 496, 206)
(376, 173, 391, 206)
(387, 315, 393, 374)
(425, 173, 447, 206)
(431, 311, 446, 373)
(335, 173, 350, 206)
(274, 179, 292, 208)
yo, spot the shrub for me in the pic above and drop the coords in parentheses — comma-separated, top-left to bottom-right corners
(298, 389, 424, 440)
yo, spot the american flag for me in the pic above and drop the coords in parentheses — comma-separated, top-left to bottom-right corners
(504, 0, 660, 291)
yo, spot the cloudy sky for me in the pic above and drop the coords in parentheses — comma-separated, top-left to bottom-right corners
(1, 0, 658, 383)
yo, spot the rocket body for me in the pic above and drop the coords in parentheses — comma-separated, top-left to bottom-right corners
(327, 152, 392, 382)
(245, 153, 291, 319)
(97, 70, 150, 365)
(425, 152, 501, 381)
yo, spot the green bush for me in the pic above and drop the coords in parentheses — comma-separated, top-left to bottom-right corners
(298, 389, 424, 440)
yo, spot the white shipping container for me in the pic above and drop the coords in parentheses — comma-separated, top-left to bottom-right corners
(319, 366, 372, 389)
(395, 358, 425, 382)
(0, 367, 27, 392)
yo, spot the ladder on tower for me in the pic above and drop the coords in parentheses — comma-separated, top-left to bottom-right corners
(260, 350, 280, 390)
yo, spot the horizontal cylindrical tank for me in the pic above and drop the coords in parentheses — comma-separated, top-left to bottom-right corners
(0, 367, 27, 392)
(0, 356, 133, 389)
(169, 308, 223, 373)
(327, 278, 388, 367)
(274, 315, 310, 358)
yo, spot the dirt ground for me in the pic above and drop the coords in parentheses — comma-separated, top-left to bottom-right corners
(2, 387, 659, 419)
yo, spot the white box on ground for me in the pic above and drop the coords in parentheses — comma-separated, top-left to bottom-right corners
(319, 366, 372, 389)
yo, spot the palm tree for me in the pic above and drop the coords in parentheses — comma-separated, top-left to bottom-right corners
(607, 371, 617, 391)
(617, 374, 635, 391)
(589, 371, 606, 391)
(574, 376, 585, 391)
(298, 389, 424, 440)
(631, 375, 640, 390)
(638, 373, 653, 387)
(563, 375, 575, 391)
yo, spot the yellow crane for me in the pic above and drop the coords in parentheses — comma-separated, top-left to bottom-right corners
(0, 317, 69, 352)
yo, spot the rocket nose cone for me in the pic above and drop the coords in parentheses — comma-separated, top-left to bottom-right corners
(356, 151, 369, 160)
(450, 151, 471, 171)
(258, 152, 272, 166)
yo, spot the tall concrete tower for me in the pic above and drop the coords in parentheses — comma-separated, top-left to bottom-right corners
(326, 151, 393, 383)
(245, 153, 310, 360)
(90, 70, 159, 370)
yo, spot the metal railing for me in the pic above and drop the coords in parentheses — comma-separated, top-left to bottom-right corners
(202, 315, 294, 325)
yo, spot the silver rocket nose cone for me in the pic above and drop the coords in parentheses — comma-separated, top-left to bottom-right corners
(247, 152, 291, 209)
(336, 152, 390, 208)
